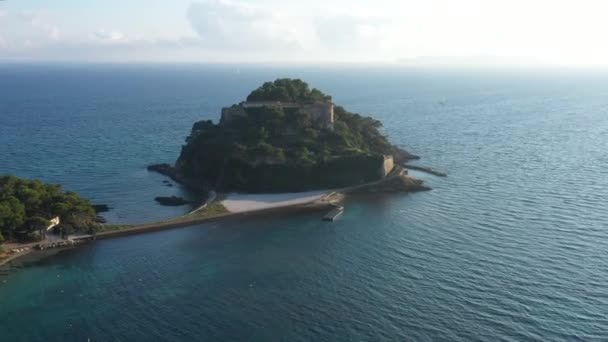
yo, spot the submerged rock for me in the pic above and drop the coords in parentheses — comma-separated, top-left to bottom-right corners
(92, 204, 112, 213)
(147, 163, 175, 177)
(154, 196, 192, 206)
(147, 163, 204, 191)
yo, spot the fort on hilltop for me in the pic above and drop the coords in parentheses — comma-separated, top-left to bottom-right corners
(158, 78, 419, 193)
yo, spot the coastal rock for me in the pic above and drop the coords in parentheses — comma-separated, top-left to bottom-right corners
(147, 163, 175, 177)
(348, 174, 431, 193)
(147, 163, 205, 191)
(154, 196, 192, 206)
(391, 146, 420, 163)
(392, 175, 431, 192)
(92, 204, 112, 213)
(403, 164, 448, 177)
(93, 205, 110, 224)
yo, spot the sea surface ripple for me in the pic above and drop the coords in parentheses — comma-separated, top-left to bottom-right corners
(1, 65, 607, 341)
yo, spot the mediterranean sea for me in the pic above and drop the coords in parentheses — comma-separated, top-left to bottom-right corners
(1, 64, 607, 341)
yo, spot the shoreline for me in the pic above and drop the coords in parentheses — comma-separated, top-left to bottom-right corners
(97, 199, 335, 240)
(1, 171, 427, 269)
(0, 194, 339, 269)
(0, 250, 34, 269)
(0, 241, 43, 269)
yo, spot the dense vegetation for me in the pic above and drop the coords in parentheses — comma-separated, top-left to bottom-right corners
(0, 176, 98, 243)
(246, 78, 332, 103)
(176, 79, 398, 192)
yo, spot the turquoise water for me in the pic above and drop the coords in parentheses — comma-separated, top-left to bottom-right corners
(1, 65, 607, 341)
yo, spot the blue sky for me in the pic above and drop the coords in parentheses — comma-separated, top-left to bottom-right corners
(2, 0, 608, 65)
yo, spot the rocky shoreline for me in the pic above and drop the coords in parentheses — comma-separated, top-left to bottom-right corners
(1, 148, 431, 269)
(402, 164, 448, 177)
(147, 163, 187, 184)
(342, 167, 431, 193)
(147, 145, 422, 194)
(391, 146, 420, 164)
(1, 168, 430, 269)
(0, 249, 33, 268)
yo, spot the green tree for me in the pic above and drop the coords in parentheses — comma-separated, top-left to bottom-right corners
(246, 78, 331, 103)
(27, 216, 51, 241)
(295, 146, 313, 164)
(0, 197, 26, 239)
(0, 176, 97, 242)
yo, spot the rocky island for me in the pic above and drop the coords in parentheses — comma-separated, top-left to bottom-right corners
(2, 79, 430, 267)
(151, 78, 425, 193)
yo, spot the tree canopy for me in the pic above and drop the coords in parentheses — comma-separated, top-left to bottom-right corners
(176, 79, 396, 192)
(246, 78, 332, 103)
(0, 176, 98, 242)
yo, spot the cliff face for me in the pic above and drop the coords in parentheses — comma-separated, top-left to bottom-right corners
(170, 154, 405, 193)
(170, 79, 418, 193)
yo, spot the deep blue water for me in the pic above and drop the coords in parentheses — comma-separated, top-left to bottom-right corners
(1, 64, 608, 341)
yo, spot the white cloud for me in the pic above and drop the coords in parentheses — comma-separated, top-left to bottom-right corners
(186, 0, 304, 50)
(4, 0, 608, 65)
(20, 11, 61, 41)
(314, 15, 395, 51)
(183, 0, 399, 61)
(0, 11, 5, 49)
(0, 10, 61, 50)
(93, 30, 128, 43)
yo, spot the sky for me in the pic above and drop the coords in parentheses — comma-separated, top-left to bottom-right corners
(1, 0, 608, 66)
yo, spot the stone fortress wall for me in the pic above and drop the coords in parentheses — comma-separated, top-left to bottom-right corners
(220, 106, 247, 124)
(380, 155, 395, 178)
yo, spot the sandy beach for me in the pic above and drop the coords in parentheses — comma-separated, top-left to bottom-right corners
(222, 190, 331, 213)
(0, 190, 340, 268)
